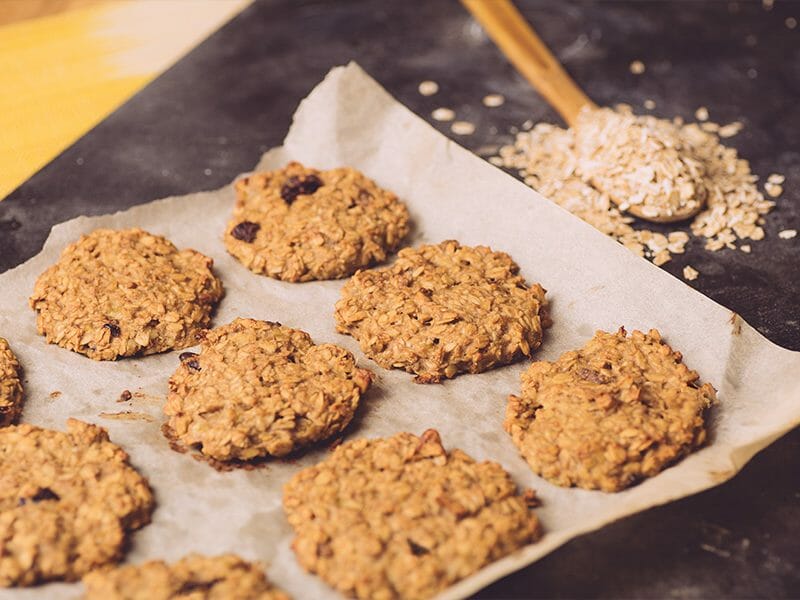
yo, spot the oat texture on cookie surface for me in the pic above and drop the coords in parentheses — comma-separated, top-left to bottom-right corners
(0, 338, 23, 427)
(29, 228, 224, 360)
(0, 419, 154, 586)
(334, 240, 549, 383)
(83, 553, 290, 600)
(164, 318, 373, 463)
(224, 161, 410, 282)
(283, 429, 542, 600)
(505, 328, 717, 492)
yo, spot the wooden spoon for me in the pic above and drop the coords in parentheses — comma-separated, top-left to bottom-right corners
(462, 0, 706, 223)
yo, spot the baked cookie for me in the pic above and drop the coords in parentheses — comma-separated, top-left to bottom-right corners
(83, 554, 290, 600)
(224, 161, 410, 282)
(0, 338, 23, 427)
(30, 228, 224, 360)
(334, 240, 549, 383)
(0, 419, 154, 586)
(163, 318, 373, 463)
(505, 328, 717, 492)
(283, 429, 541, 600)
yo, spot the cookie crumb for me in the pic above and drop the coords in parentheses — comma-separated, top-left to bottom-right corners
(729, 311, 743, 335)
(695, 106, 709, 121)
(740, 244, 751, 253)
(418, 80, 439, 96)
(49, 391, 62, 399)
(118, 390, 132, 403)
(786, 17, 797, 29)
(431, 107, 455, 122)
(451, 120, 476, 135)
(629, 60, 646, 75)
(482, 93, 505, 107)
(683, 265, 700, 281)
(644, 99, 656, 110)
(778, 229, 797, 240)
(99, 411, 155, 422)
(762, 0, 774, 9)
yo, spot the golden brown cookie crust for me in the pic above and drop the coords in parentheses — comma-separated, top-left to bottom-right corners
(82, 554, 290, 600)
(164, 318, 373, 463)
(0, 419, 154, 586)
(505, 328, 717, 492)
(334, 240, 549, 383)
(283, 429, 541, 600)
(224, 161, 410, 282)
(0, 338, 23, 427)
(30, 228, 224, 361)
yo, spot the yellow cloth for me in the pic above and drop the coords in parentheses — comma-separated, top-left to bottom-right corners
(0, 0, 249, 200)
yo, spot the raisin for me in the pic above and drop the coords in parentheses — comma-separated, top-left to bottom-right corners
(408, 540, 429, 556)
(104, 323, 121, 337)
(32, 487, 60, 502)
(179, 352, 201, 371)
(577, 367, 608, 384)
(280, 174, 322, 203)
(231, 221, 260, 243)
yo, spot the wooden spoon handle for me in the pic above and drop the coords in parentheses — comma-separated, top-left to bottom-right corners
(462, 0, 595, 126)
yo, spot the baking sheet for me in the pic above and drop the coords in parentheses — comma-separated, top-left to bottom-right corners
(1, 62, 799, 599)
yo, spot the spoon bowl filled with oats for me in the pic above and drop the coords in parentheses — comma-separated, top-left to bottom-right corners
(462, 0, 708, 223)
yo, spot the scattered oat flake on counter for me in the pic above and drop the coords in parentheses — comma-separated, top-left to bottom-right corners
(683, 266, 700, 281)
(630, 60, 646, 74)
(767, 173, 785, 184)
(778, 229, 797, 240)
(765, 182, 783, 197)
(431, 107, 455, 122)
(483, 93, 505, 107)
(417, 80, 439, 96)
(718, 121, 743, 138)
(451, 120, 476, 135)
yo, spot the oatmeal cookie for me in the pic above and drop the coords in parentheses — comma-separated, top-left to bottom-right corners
(0, 419, 154, 586)
(83, 554, 290, 600)
(164, 318, 373, 462)
(224, 161, 410, 282)
(505, 328, 717, 492)
(334, 240, 549, 383)
(30, 228, 224, 361)
(283, 429, 541, 600)
(0, 338, 23, 427)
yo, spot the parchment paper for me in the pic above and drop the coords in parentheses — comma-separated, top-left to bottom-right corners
(2, 63, 799, 600)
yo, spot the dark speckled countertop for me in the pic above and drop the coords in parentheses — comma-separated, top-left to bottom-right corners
(1, 1, 798, 597)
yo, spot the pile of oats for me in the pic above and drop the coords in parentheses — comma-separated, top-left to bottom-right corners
(574, 106, 707, 222)
(491, 105, 780, 276)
